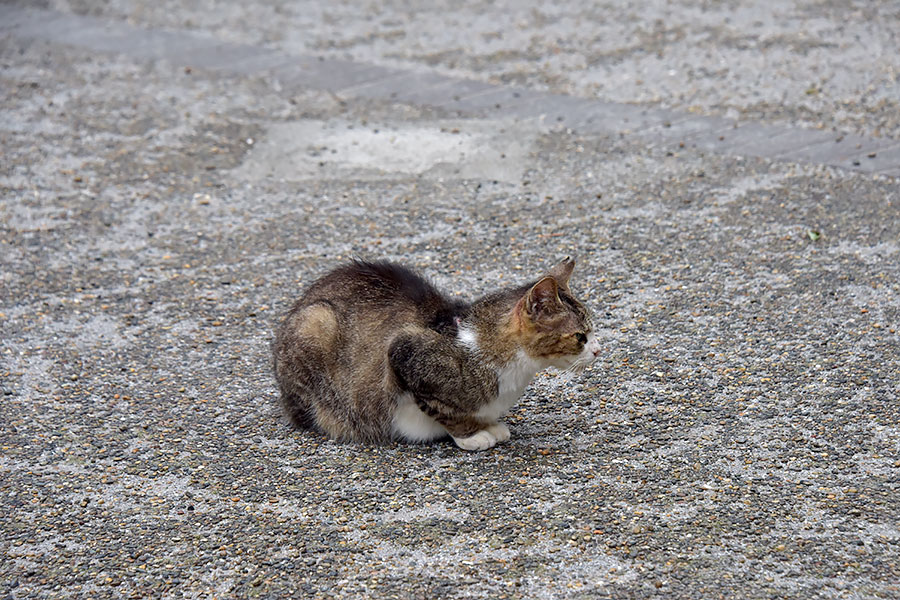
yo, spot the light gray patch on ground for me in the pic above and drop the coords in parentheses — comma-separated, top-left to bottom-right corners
(233, 118, 541, 184)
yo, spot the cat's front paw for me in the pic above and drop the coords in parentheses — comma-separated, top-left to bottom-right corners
(452, 429, 501, 451)
(486, 422, 510, 442)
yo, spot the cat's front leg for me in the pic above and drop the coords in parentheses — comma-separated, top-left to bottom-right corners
(452, 422, 510, 451)
(486, 422, 510, 442)
(435, 414, 507, 451)
(452, 429, 499, 451)
(389, 328, 505, 451)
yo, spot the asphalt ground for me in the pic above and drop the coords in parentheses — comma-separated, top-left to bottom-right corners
(2, 2, 899, 599)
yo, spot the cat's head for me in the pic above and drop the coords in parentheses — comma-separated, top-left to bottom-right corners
(515, 257, 601, 370)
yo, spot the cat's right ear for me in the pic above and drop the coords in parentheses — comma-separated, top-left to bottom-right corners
(525, 276, 563, 316)
(548, 256, 575, 289)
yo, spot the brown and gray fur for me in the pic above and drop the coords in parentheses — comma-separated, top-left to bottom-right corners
(272, 257, 600, 451)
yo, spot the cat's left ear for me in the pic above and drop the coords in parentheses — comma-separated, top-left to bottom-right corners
(525, 276, 563, 317)
(548, 256, 575, 289)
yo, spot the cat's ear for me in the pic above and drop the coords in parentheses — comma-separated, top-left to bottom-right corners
(525, 276, 563, 316)
(548, 256, 575, 289)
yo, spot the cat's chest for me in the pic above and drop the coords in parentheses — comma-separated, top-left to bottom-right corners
(476, 351, 543, 421)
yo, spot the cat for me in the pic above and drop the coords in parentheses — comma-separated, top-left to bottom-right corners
(272, 257, 601, 451)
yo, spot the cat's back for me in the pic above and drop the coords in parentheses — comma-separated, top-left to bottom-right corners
(306, 260, 434, 304)
(301, 260, 461, 323)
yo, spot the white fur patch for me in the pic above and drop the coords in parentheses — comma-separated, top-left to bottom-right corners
(584, 333, 602, 360)
(476, 350, 545, 422)
(486, 422, 510, 442)
(392, 392, 447, 442)
(456, 322, 479, 351)
(573, 332, 602, 368)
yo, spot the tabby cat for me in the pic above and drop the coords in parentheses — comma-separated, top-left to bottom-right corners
(272, 257, 600, 450)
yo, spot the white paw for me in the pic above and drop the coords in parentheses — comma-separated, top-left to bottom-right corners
(452, 430, 498, 451)
(486, 422, 510, 442)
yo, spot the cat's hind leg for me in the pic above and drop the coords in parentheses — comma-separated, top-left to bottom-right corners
(273, 302, 341, 431)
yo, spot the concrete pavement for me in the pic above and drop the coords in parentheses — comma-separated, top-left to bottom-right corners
(2, 1, 899, 598)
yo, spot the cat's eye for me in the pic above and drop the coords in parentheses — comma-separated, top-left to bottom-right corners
(574, 332, 587, 344)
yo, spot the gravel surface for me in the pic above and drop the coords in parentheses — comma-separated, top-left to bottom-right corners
(39, 0, 900, 139)
(2, 2, 899, 599)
